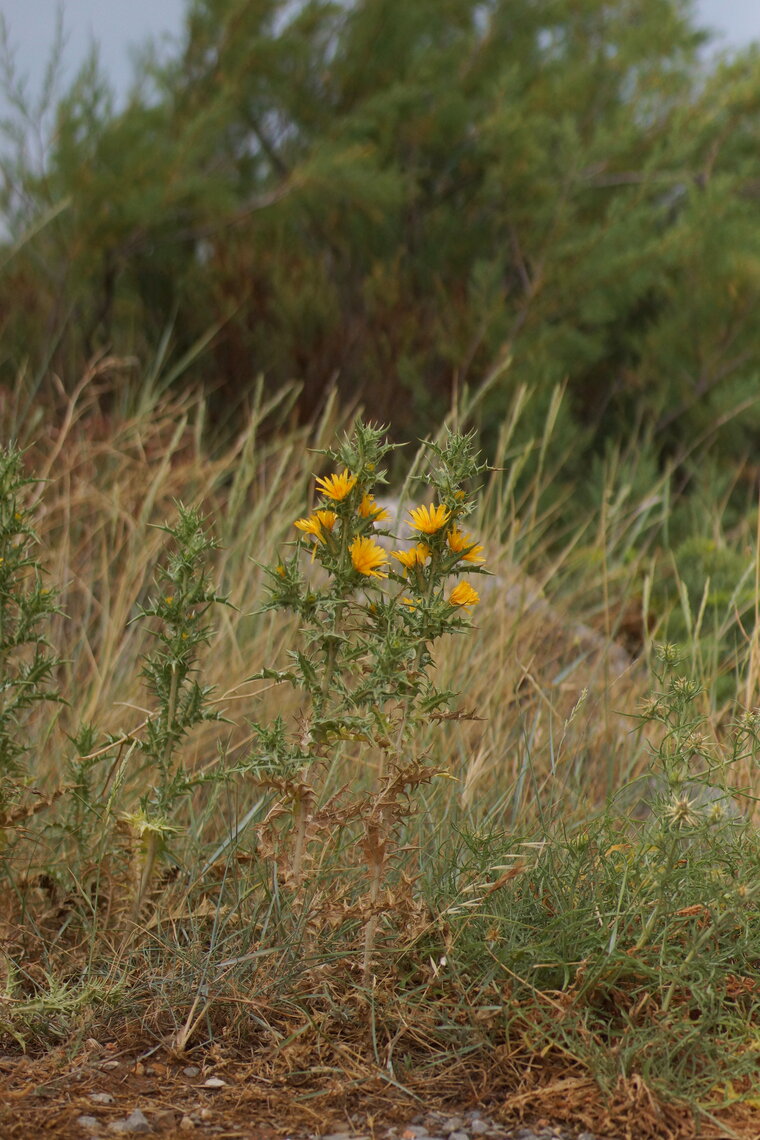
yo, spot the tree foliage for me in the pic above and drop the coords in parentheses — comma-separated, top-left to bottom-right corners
(3, 0, 760, 467)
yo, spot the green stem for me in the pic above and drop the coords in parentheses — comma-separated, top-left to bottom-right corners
(162, 665, 179, 769)
(633, 836, 680, 954)
(362, 815, 386, 986)
(131, 829, 161, 921)
(291, 784, 313, 887)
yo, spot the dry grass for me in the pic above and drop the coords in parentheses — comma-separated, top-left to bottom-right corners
(11, 366, 649, 830)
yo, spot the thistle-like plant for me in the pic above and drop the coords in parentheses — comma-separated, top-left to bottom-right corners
(0, 445, 62, 836)
(125, 505, 228, 916)
(250, 421, 487, 979)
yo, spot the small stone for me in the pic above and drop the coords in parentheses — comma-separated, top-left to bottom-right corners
(203, 1077, 226, 1088)
(441, 1122, 463, 1137)
(76, 1118, 100, 1133)
(449, 1132, 469, 1140)
(199, 1108, 213, 1121)
(91, 1092, 115, 1105)
(108, 1109, 151, 1134)
(323, 1134, 353, 1140)
(179, 1118, 195, 1131)
(402, 1129, 428, 1139)
(102, 1060, 121, 1070)
(577, 1134, 597, 1140)
(471, 1124, 489, 1136)
(183, 1066, 201, 1078)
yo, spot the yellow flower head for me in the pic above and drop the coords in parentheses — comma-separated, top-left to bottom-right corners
(350, 536, 388, 578)
(358, 492, 390, 521)
(448, 582, 480, 608)
(315, 469, 357, 502)
(408, 503, 450, 535)
(294, 509, 337, 542)
(392, 543, 430, 570)
(448, 527, 485, 564)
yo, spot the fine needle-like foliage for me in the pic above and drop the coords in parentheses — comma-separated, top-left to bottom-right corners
(6, 0, 760, 478)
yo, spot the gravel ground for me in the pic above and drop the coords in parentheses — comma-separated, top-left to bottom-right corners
(320, 1109, 602, 1140)
(3, 1049, 616, 1140)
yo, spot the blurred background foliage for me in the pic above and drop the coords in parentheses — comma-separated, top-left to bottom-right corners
(3, 0, 760, 475)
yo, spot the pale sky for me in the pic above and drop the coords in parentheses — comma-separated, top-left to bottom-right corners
(0, 0, 758, 114)
(0, 0, 186, 108)
(697, 0, 760, 44)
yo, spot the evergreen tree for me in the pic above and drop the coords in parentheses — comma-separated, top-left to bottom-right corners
(3, 0, 760, 469)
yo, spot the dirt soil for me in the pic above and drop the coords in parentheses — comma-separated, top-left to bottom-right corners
(1, 1042, 758, 1140)
(1, 1046, 324, 1139)
(0, 1043, 458, 1140)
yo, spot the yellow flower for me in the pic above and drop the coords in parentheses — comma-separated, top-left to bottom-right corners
(392, 544, 430, 570)
(408, 503, 450, 534)
(448, 527, 485, 563)
(315, 469, 357, 501)
(448, 582, 480, 608)
(275, 564, 286, 577)
(358, 492, 390, 521)
(350, 536, 388, 578)
(294, 509, 338, 541)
